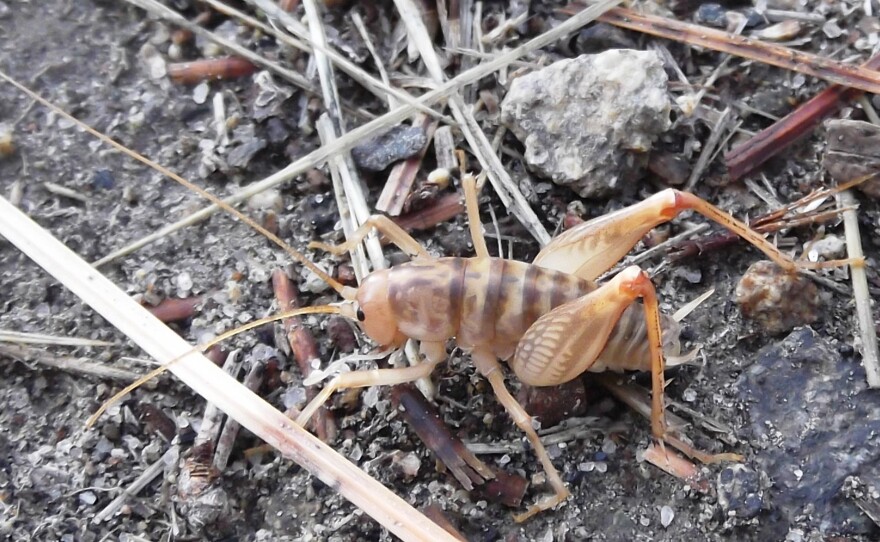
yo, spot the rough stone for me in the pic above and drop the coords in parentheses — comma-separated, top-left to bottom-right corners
(351, 125, 427, 171)
(717, 464, 764, 520)
(501, 49, 671, 198)
(735, 260, 818, 334)
(737, 327, 880, 536)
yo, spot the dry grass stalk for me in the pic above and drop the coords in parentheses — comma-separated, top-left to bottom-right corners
(304, 0, 386, 275)
(236, 0, 453, 123)
(126, 0, 320, 97)
(837, 189, 880, 388)
(90, 0, 623, 265)
(0, 195, 459, 542)
(0, 343, 140, 383)
(393, 0, 552, 245)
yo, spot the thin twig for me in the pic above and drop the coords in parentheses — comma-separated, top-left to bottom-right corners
(0, 344, 141, 383)
(93, 448, 173, 523)
(725, 51, 880, 180)
(376, 114, 438, 216)
(597, 7, 880, 93)
(272, 269, 337, 442)
(214, 359, 265, 470)
(234, 0, 453, 124)
(685, 106, 734, 191)
(0, 330, 113, 347)
(304, 0, 385, 276)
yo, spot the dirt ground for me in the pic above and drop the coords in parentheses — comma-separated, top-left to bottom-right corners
(1, 1, 880, 541)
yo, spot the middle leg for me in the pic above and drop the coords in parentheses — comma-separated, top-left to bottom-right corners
(296, 340, 447, 427)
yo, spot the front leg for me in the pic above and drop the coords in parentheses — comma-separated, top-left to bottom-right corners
(310, 215, 430, 259)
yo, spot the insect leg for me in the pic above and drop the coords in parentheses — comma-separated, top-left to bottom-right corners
(462, 173, 490, 259)
(310, 215, 430, 259)
(471, 347, 570, 523)
(533, 188, 860, 281)
(296, 341, 446, 427)
(511, 267, 740, 465)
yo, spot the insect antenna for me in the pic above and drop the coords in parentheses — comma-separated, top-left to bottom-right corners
(85, 304, 346, 428)
(0, 69, 357, 301)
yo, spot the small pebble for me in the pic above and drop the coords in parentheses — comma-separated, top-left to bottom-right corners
(392, 452, 421, 477)
(193, 82, 210, 105)
(717, 464, 763, 519)
(247, 189, 284, 213)
(822, 20, 844, 39)
(601, 438, 618, 455)
(79, 491, 98, 505)
(176, 271, 193, 294)
(660, 505, 675, 528)
(805, 234, 846, 261)
(694, 3, 727, 27)
(735, 260, 818, 334)
(92, 169, 115, 190)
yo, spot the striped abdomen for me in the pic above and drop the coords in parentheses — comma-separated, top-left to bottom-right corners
(385, 257, 591, 359)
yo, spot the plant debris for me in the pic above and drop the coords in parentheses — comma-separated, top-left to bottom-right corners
(1, 0, 879, 539)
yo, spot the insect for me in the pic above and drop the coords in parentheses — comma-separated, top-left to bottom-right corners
(292, 172, 852, 521)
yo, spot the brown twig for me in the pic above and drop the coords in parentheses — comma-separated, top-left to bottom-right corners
(642, 443, 711, 494)
(391, 384, 528, 507)
(271, 269, 337, 442)
(144, 296, 201, 323)
(167, 57, 258, 84)
(394, 192, 465, 231)
(727, 53, 880, 180)
(591, 7, 880, 94)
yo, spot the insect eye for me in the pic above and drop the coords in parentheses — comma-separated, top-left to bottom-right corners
(356, 308, 366, 322)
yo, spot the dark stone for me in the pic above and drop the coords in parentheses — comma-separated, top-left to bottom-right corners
(351, 125, 426, 171)
(694, 4, 727, 27)
(717, 464, 764, 519)
(91, 169, 114, 190)
(737, 327, 880, 536)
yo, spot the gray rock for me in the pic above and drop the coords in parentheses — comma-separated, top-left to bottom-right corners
(352, 125, 427, 171)
(737, 327, 880, 536)
(501, 50, 671, 198)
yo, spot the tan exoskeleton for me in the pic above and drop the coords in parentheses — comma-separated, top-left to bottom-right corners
(295, 174, 855, 521)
